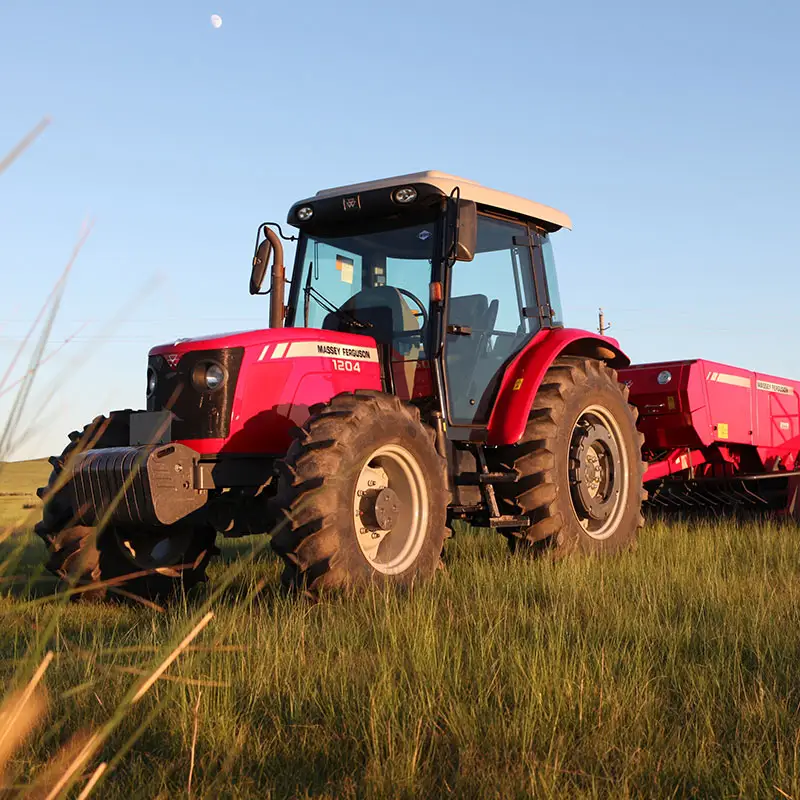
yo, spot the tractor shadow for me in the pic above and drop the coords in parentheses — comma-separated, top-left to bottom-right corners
(173, 533, 288, 611)
(1, 528, 288, 611)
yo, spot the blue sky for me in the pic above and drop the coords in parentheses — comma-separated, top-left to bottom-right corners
(1, 0, 798, 459)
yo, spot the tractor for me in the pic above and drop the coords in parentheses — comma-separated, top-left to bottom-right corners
(36, 171, 646, 601)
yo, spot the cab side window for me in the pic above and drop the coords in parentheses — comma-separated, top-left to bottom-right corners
(445, 215, 541, 425)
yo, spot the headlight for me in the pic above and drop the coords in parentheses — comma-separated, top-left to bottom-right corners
(147, 366, 157, 398)
(657, 370, 672, 385)
(392, 186, 417, 204)
(192, 361, 226, 392)
(205, 363, 225, 390)
(296, 205, 314, 222)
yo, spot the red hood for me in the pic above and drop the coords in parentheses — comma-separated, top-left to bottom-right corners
(148, 326, 384, 456)
(149, 327, 377, 356)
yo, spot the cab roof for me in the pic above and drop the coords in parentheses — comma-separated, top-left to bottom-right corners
(306, 170, 573, 231)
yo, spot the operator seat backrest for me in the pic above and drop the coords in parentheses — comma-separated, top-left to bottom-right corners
(322, 286, 407, 348)
(448, 294, 490, 343)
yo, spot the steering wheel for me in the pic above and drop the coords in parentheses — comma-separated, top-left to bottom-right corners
(395, 287, 428, 336)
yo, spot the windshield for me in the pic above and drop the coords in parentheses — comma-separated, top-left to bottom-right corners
(289, 221, 437, 354)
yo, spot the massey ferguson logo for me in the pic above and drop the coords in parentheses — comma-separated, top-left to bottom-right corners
(164, 353, 181, 369)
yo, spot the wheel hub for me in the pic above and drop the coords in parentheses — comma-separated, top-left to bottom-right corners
(356, 482, 402, 532)
(374, 487, 401, 531)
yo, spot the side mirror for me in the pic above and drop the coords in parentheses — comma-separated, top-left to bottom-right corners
(249, 237, 273, 295)
(455, 200, 477, 262)
(249, 224, 286, 328)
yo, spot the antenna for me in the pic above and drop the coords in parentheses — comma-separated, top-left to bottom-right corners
(598, 308, 611, 335)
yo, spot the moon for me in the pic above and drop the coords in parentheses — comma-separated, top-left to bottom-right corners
(210, 14, 222, 28)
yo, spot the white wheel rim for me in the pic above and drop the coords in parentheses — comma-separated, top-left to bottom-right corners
(352, 443, 428, 575)
(568, 403, 630, 540)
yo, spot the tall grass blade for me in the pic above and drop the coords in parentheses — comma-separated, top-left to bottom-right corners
(0, 117, 50, 177)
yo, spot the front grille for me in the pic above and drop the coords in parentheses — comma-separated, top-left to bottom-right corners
(147, 347, 244, 439)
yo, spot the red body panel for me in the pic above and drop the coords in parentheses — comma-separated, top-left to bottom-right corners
(486, 328, 630, 446)
(619, 360, 800, 479)
(151, 326, 627, 453)
(150, 328, 382, 455)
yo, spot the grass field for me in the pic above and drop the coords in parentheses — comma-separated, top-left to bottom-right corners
(2, 460, 800, 798)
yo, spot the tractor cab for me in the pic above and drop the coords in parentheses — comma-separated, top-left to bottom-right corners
(252, 171, 572, 433)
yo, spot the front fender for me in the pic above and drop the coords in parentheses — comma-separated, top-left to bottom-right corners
(486, 328, 630, 446)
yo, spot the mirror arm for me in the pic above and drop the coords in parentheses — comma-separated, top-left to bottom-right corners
(256, 221, 298, 243)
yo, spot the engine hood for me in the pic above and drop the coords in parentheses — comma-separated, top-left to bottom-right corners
(147, 326, 384, 455)
(149, 327, 379, 357)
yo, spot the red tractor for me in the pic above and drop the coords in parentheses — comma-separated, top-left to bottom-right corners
(37, 171, 646, 601)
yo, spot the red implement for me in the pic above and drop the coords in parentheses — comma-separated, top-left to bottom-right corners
(619, 359, 800, 514)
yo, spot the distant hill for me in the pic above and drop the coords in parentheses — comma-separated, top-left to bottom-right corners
(0, 458, 50, 528)
(0, 458, 51, 493)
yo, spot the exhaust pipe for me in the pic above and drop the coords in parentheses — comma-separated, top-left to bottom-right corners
(267, 227, 285, 329)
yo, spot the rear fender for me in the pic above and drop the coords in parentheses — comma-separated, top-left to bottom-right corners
(486, 328, 630, 446)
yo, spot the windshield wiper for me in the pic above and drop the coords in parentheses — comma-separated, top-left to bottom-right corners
(302, 262, 373, 330)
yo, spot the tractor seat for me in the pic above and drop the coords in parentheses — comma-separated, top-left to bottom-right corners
(447, 294, 498, 355)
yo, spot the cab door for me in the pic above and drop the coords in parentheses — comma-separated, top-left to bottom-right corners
(443, 213, 550, 431)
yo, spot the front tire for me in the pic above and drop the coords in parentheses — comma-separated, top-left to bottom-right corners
(492, 356, 646, 557)
(272, 391, 450, 596)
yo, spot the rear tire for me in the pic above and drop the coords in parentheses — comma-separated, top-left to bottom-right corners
(492, 356, 646, 557)
(35, 413, 217, 603)
(272, 391, 450, 596)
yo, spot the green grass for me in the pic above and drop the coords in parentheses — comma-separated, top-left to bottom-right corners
(2, 461, 800, 798)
